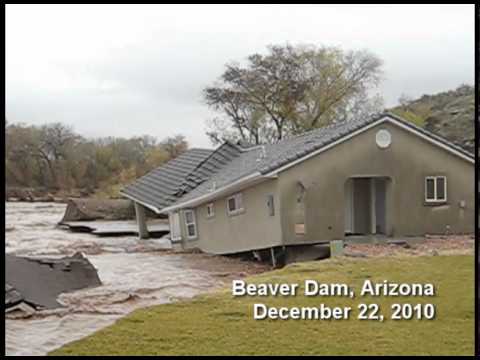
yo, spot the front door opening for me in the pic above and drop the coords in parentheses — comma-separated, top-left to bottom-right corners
(345, 177, 387, 236)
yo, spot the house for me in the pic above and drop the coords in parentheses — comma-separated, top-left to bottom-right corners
(121, 113, 474, 257)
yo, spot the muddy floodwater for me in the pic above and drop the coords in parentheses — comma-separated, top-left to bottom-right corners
(6, 202, 265, 356)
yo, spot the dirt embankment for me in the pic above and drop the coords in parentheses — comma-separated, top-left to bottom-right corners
(6, 187, 93, 203)
(164, 252, 272, 283)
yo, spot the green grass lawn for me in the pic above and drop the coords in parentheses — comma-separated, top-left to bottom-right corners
(50, 255, 474, 356)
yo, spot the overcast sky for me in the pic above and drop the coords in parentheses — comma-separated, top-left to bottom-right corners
(5, 4, 474, 148)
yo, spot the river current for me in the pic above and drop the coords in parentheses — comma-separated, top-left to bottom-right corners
(5, 202, 223, 356)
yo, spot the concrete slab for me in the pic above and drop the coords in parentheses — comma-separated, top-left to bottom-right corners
(5, 252, 101, 310)
(60, 219, 170, 237)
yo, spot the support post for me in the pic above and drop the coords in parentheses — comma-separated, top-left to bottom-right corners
(134, 202, 149, 239)
(370, 178, 376, 235)
(270, 247, 277, 268)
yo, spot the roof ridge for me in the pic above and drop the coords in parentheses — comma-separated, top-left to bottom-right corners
(261, 112, 387, 151)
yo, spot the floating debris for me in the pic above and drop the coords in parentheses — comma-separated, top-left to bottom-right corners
(5, 252, 102, 313)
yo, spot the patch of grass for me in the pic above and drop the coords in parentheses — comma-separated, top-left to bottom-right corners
(50, 255, 474, 356)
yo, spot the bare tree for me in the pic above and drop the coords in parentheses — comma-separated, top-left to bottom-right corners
(35, 123, 80, 188)
(204, 44, 383, 145)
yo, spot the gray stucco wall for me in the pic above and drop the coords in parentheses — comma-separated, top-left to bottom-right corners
(176, 179, 283, 254)
(277, 122, 474, 245)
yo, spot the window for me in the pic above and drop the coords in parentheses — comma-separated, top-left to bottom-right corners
(169, 212, 181, 241)
(206, 203, 215, 218)
(227, 193, 244, 215)
(425, 176, 447, 202)
(184, 210, 197, 239)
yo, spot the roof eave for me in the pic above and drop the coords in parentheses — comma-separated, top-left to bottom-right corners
(119, 191, 162, 214)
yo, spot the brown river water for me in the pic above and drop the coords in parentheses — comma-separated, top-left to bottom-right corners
(5, 202, 233, 356)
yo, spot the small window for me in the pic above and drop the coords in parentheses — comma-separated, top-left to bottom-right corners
(228, 198, 236, 212)
(184, 210, 197, 239)
(226, 193, 244, 215)
(169, 212, 182, 241)
(426, 178, 435, 200)
(425, 176, 447, 202)
(206, 203, 215, 218)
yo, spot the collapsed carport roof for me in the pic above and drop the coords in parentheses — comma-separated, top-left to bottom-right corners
(120, 148, 213, 212)
(120, 143, 244, 213)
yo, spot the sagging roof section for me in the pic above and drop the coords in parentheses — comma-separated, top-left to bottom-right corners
(121, 148, 213, 212)
(175, 142, 243, 196)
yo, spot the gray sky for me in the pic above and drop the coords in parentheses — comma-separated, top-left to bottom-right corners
(6, 4, 474, 148)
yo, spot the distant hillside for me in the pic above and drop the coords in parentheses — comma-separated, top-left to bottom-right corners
(390, 84, 474, 153)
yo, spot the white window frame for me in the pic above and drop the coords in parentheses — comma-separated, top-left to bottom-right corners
(206, 203, 215, 218)
(184, 209, 197, 239)
(226, 193, 244, 216)
(169, 212, 182, 241)
(425, 176, 447, 203)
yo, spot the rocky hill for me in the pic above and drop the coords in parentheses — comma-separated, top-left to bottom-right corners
(390, 84, 474, 153)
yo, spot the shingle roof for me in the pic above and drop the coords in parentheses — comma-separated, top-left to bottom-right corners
(170, 146, 263, 205)
(168, 112, 474, 208)
(120, 148, 214, 211)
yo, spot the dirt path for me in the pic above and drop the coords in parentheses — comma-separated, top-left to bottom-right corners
(344, 235, 474, 257)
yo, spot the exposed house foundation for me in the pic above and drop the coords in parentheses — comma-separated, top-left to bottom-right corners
(270, 247, 277, 267)
(250, 244, 331, 267)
